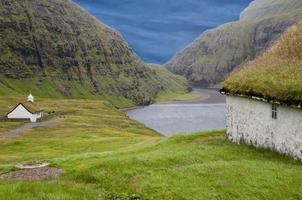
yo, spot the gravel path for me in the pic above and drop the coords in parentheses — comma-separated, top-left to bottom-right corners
(0, 167, 63, 180)
(0, 119, 64, 140)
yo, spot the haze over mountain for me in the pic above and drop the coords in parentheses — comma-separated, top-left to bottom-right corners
(166, 0, 302, 87)
(0, 0, 187, 107)
(74, 0, 252, 64)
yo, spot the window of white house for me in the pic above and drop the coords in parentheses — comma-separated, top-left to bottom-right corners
(272, 104, 278, 119)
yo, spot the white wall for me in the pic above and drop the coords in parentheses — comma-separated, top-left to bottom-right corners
(7, 104, 41, 122)
(226, 95, 302, 160)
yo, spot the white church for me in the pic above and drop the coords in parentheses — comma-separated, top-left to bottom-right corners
(7, 93, 43, 122)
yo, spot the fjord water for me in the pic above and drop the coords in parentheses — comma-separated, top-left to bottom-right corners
(74, 0, 252, 63)
(126, 89, 226, 136)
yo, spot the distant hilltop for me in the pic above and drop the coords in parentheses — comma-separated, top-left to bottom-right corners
(166, 0, 302, 87)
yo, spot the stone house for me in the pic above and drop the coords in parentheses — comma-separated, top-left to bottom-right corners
(221, 21, 302, 160)
(222, 93, 302, 160)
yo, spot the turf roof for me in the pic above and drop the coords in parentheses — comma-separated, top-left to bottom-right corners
(222, 20, 302, 106)
(21, 101, 42, 113)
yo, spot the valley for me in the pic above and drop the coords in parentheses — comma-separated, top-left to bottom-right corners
(0, 0, 302, 199)
(0, 97, 301, 199)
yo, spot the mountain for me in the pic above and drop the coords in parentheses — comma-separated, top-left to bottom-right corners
(223, 20, 302, 105)
(148, 64, 190, 102)
(0, 0, 187, 107)
(165, 0, 302, 87)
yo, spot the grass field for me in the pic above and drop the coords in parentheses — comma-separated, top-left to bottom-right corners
(0, 78, 136, 109)
(156, 90, 202, 103)
(0, 98, 301, 199)
(0, 74, 190, 109)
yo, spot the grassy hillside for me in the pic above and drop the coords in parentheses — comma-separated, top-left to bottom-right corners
(0, 76, 136, 108)
(0, 65, 190, 108)
(0, 98, 301, 199)
(223, 20, 302, 104)
(0, 0, 188, 107)
(148, 64, 191, 102)
(166, 0, 302, 87)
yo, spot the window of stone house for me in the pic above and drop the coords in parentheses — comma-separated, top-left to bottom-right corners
(272, 104, 278, 119)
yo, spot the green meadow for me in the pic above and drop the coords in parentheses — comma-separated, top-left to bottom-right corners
(0, 98, 301, 200)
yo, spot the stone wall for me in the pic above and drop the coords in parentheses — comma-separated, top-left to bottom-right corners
(226, 95, 302, 160)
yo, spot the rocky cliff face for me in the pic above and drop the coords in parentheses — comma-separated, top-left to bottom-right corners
(0, 0, 182, 105)
(165, 0, 302, 87)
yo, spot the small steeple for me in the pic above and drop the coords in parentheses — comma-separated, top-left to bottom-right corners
(27, 91, 34, 103)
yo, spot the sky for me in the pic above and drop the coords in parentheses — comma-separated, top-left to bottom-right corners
(74, 0, 252, 64)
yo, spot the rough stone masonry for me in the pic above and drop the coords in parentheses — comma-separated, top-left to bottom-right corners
(226, 95, 302, 160)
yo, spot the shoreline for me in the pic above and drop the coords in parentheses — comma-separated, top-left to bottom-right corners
(120, 88, 225, 112)
(157, 88, 225, 105)
(119, 105, 145, 112)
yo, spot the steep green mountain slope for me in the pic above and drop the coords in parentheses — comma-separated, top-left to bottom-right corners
(223, 20, 302, 105)
(148, 64, 190, 102)
(166, 0, 302, 87)
(0, 0, 187, 107)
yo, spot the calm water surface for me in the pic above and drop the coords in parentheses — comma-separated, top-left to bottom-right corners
(126, 103, 226, 136)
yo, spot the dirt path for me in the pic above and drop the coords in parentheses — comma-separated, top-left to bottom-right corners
(0, 119, 64, 140)
(121, 137, 163, 151)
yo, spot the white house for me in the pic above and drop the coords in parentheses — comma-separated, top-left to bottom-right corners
(223, 94, 302, 160)
(220, 21, 302, 161)
(7, 93, 43, 122)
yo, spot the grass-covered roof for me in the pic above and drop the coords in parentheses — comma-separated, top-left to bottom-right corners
(222, 20, 302, 106)
(21, 102, 42, 113)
